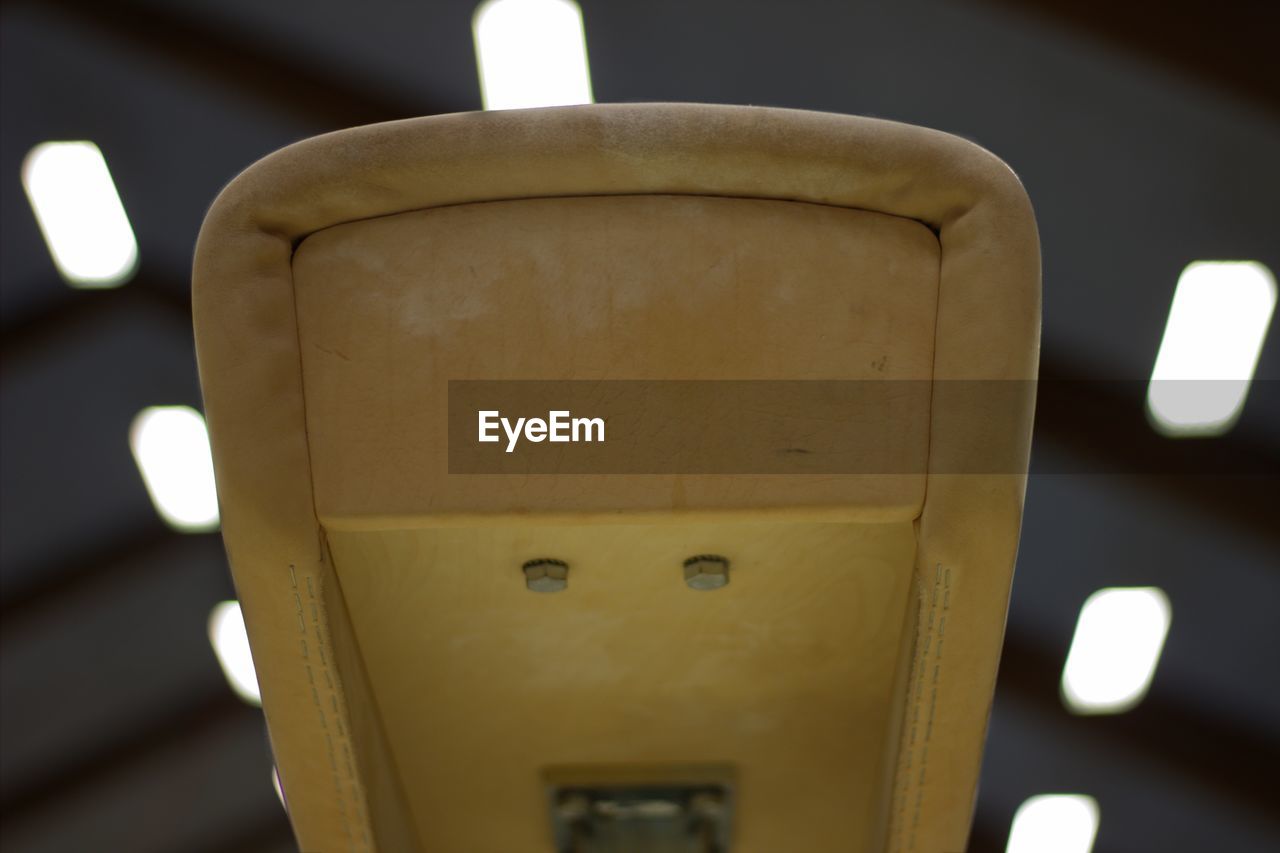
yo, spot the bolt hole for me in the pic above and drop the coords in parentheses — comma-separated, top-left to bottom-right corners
(522, 558, 569, 593)
(683, 554, 728, 568)
(683, 555, 730, 590)
(523, 558, 569, 570)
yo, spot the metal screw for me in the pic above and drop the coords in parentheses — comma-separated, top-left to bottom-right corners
(523, 558, 569, 592)
(683, 555, 729, 590)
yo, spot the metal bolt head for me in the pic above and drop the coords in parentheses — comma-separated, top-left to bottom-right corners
(523, 559, 568, 592)
(683, 555, 729, 590)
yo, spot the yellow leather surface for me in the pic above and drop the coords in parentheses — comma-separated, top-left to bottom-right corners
(192, 104, 1040, 853)
(330, 519, 916, 853)
(293, 194, 937, 524)
(294, 193, 941, 851)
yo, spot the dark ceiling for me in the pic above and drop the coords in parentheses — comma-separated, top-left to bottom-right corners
(2, 1, 1278, 852)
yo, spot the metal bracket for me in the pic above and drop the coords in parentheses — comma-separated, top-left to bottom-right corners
(549, 782, 733, 853)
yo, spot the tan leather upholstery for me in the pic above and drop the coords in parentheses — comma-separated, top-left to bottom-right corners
(193, 104, 1039, 853)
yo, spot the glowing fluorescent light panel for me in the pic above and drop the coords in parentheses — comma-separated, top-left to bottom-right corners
(208, 600, 262, 706)
(1062, 587, 1171, 715)
(21, 141, 138, 287)
(1007, 795, 1100, 853)
(1148, 261, 1276, 436)
(129, 406, 220, 532)
(473, 0, 593, 110)
(272, 766, 286, 809)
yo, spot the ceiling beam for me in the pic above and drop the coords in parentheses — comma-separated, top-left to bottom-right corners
(977, 0, 1280, 116)
(16, 0, 469, 129)
(0, 688, 257, 823)
(990, 625, 1280, 832)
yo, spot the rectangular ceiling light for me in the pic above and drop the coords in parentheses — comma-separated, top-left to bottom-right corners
(1061, 587, 1171, 715)
(1007, 794, 1099, 853)
(208, 600, 262, 706)
(21, 141, 139, 287)
(1147, 261, 1276, 436)
(473, 0, 593, 110)
(129, 406, 220, 532)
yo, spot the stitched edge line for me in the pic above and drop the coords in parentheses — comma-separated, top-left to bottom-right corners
(291, 563, 367, 852)
(892, 562, 950, 852)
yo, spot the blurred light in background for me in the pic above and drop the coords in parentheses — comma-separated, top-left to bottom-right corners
(473, 0, 593, 110)
(129, 406, 220, 532)
(208, 600, 262, 706)
(1006, 794, 1100, 853)
(271, 766, 286, 810)
(1147, 261, 1276, 436)
(20, 141, 138, 287)
(1062, 587, 1171, 715)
